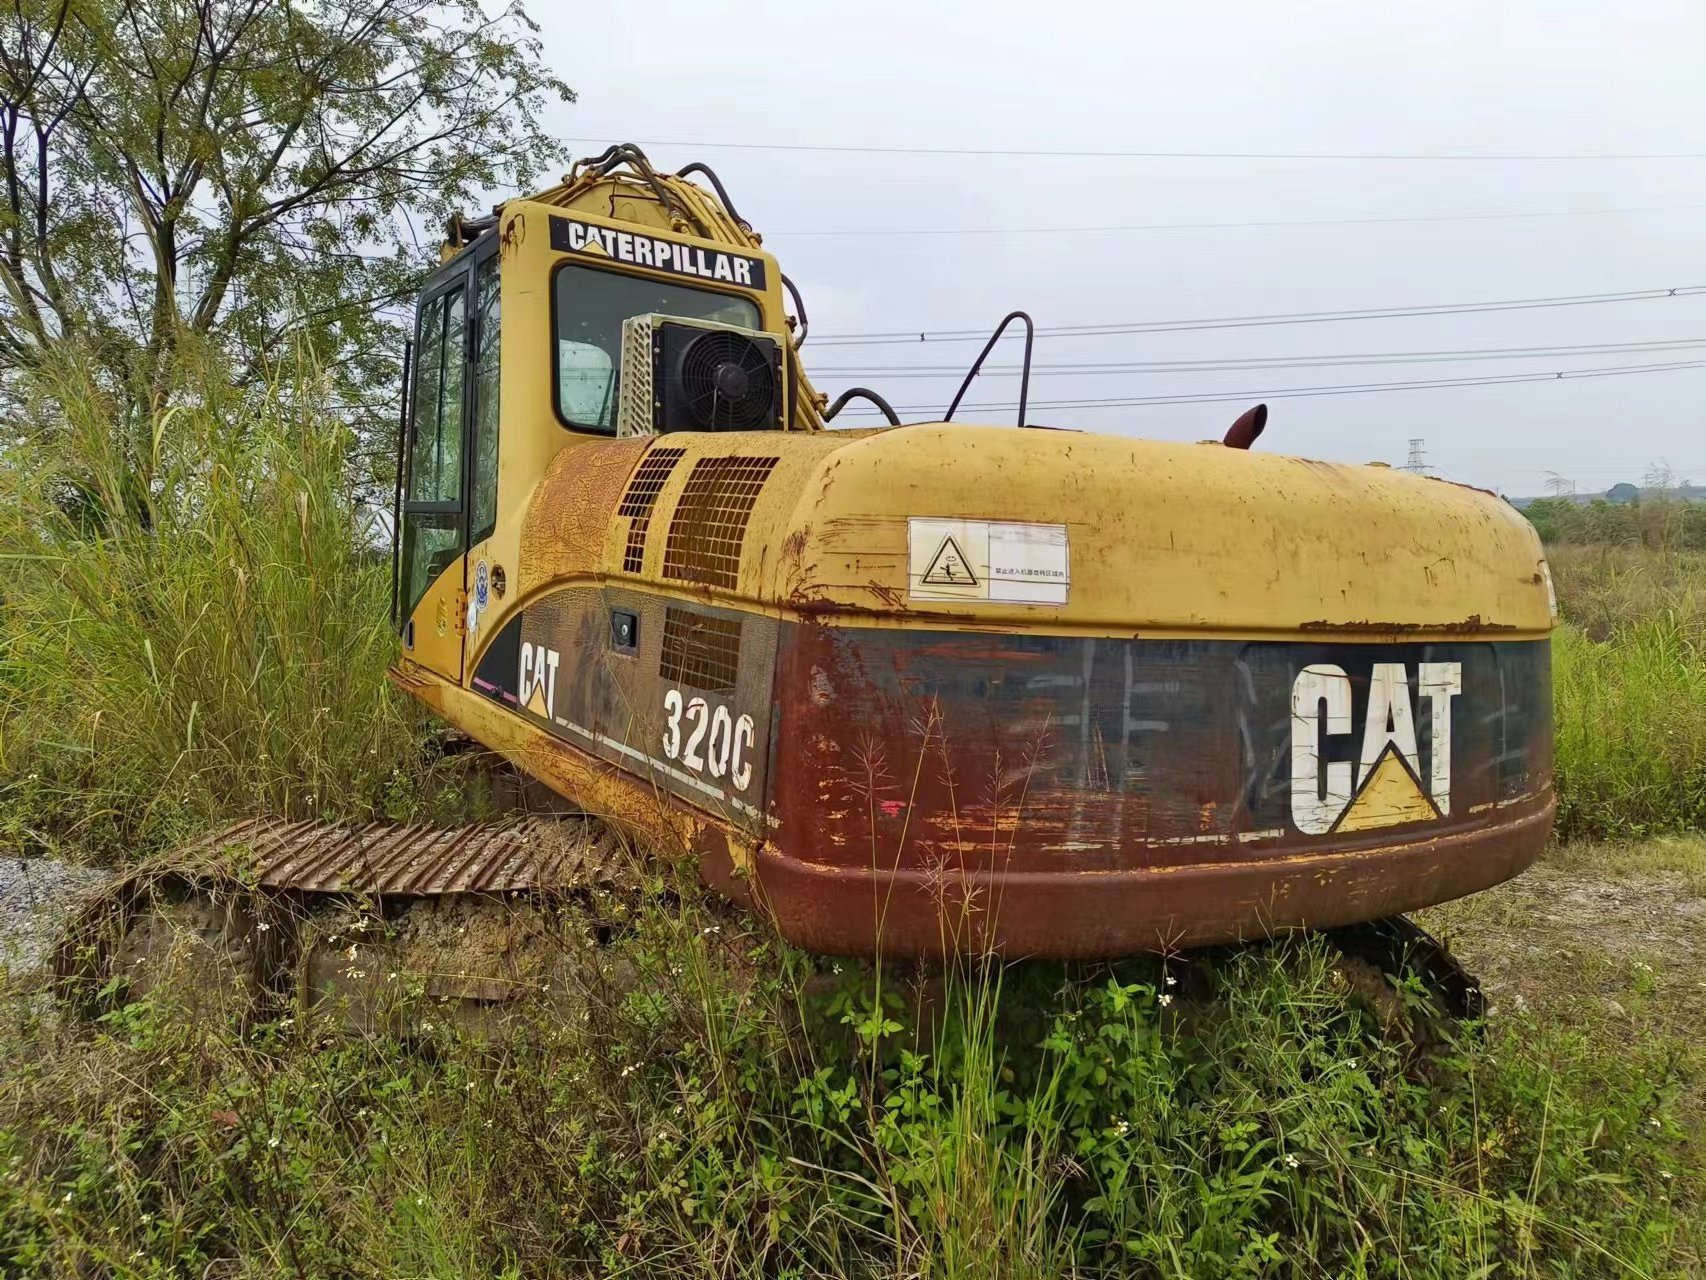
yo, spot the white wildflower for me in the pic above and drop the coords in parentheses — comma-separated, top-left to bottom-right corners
(1157, 993, 1173, 1007)
(267, 1136, 279, 1149)
(1284, 1154, 1299, 1169)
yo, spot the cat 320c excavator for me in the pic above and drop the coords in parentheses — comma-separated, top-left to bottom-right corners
(64, 144, 1554, 1019)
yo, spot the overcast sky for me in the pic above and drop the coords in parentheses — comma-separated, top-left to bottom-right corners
(528, 0, 1706, 496)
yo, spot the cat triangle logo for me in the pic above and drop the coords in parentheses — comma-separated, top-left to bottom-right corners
(921, 534, 978, 587)
(525, 681, 550, 719)
(1331, 742, 1440, 833)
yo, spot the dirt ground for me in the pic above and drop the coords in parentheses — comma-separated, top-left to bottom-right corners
(1421, 837, 1705, 1023)
(1420, 836, 1706, 1142)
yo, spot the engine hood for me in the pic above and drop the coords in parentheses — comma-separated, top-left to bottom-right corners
(763, 422, 1551, 639)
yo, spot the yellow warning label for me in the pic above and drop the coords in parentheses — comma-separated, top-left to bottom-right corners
(906, 518, 1069, 605)
(1332, 743, 1440, 833)
(921, 535, 978, 587)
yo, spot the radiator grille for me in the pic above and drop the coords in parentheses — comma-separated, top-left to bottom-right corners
(660, 608, 742, 693)
(617, 447, 686, 574)
(662, 455, 780, 589)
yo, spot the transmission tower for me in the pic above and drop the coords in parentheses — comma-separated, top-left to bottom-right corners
(1402, 438, 1431, 475)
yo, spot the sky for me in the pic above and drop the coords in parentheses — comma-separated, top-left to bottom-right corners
(526, 0, 1706, 497)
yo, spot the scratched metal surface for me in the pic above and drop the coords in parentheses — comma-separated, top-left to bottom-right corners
(755, 624, 1553, 957)
(187, 817, 627, 895)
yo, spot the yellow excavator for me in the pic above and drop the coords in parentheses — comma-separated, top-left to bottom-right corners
(63, 144, 1554, 1018)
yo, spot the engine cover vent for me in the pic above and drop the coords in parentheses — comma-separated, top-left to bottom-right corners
(617, 446, 686, 573)
(662, 455, 780, 589)
(660, 608, 742, 694)
(617, 314, 783, 438)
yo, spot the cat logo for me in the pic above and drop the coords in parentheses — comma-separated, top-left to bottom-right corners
(1290, 662, 1461, 835)
(519, 642, 561, 721)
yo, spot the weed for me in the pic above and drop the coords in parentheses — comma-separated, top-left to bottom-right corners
(0, 889, 1695, 1279)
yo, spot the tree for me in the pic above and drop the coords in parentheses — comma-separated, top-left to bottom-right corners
(0, 0, 570, 468)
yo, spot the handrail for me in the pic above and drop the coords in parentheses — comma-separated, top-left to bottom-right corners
(943, 310, 1035, 426)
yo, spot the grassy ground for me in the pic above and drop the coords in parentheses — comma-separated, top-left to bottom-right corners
(0, 385, 1702, 1279)
(1422, 835, 1706, 1275)
(1, 871, 1699, 1279)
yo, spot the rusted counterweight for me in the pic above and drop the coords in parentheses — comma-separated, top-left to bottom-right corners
(753, 627, 1552, 958)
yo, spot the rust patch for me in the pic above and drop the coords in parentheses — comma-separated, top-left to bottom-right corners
(519, 438, 651, 593)
(1298, 615, 1517, 634)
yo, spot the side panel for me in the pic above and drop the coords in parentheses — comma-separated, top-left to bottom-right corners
(471, 589, 778, 833)
(407, 566, 468, 679)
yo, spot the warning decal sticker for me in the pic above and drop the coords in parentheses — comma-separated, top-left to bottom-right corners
(907, 519, 1069, 605)
(920, 534, 978, 588)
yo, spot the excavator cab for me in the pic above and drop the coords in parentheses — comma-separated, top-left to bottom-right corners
(392, 158, 803, 688)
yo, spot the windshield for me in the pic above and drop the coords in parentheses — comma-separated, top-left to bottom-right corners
(554, 261, 762, 432)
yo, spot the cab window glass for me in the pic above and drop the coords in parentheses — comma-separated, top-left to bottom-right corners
(401, 283, 467, 619)
(408, 287, 466, 504)
(553, 261, 759, 433)
(470, 257, 500, 543)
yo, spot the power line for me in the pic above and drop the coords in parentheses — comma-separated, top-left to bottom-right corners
(809, 336, 1706, 378)
(570, 135, 1706, 163)
(827, 358, 1706, 415)
(809, 284, 1706, 346)
(771, 201, 1706, 238)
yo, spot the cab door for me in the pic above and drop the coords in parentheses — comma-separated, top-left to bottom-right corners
(399, 269, 472, 680)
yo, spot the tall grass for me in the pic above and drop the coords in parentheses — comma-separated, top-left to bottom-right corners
(0, 357, 444, 859)
(1549, 545, 1706, 840)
